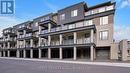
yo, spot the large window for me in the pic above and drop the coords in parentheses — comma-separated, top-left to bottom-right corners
(60, 14, 65, 20)
(99, 30, 108, 40)
(35, 22, 38, 27)
(71, 9, 78, 17)
(100, 16, 108, 25)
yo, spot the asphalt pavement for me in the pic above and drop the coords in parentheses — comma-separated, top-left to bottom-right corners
(0, 58, 130, 73)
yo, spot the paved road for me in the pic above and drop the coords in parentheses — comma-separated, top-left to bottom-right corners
(0, 58, 130, 73)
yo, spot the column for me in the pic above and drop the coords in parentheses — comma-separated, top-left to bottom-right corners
(73, 32, 77, 60)
(94, 48, 96, 60)
(74, 47, 77, 60)
(60, 34, 62, 45)
(30, 39, 33, 47)
(0, 51, 1, 57)
(48, 35, 51, 46)
(7, 35, 10, 49)
(23, 49, 26, 58)
(39, 26, 41, 47)
(17, 50, 20, 58)
(90, 46, 94, 61)
(90, 29, 94, 43)
(17, 31, 19, 48)
(17, 40, 19, 48)
(23, 40, 26, 48)
(48, 23, 51, 32)
(23, 30, 26, 48)
(39, 26, 41, 34)
(39, 49, 41, 58)
(74, 32, 77, 44)
(3, 51, 5, 57)
(39, 37, 41, 46)
(7, 50, 10, 57)
(48, 48, 51, 59)
(30, 49, 33, 58)
(59, 47, 62, 59)
(3, 43, 5, 49)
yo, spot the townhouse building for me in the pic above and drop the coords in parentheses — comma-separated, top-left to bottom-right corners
(1, 1, 128, 61)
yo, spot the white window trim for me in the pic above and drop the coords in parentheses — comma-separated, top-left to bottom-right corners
(100, 16, 108, 25)
(60, 14, 65, 20)
(71, 9, 78, 17)
(99, 30, 109, 40)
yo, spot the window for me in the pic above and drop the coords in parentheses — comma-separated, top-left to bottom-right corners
(99, 30, 108, 40)
(100, 16, 108, 25)
(60, 14, 65, 20)
(71, 9, 78, 17)
(35, 22, 38, 26)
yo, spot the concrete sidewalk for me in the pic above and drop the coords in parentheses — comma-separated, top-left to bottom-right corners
(0, 57, 130, 68)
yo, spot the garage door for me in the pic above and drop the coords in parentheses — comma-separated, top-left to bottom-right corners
(96, 49, 110, 60)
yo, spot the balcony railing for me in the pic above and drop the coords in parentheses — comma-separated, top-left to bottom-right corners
(25, 45, 31, 48)
(77, 38, 91, 44)
(17, 35, 25, 39)
(41, 30, 48, 34)
(18, 25, 26, 29)
(25, 33, 33, 37)
(40, 21, 93, 35)
(19, 45, 24, 48)
(51, 41, 60, 46)
(63, 40, 74, 45)
(41, 42, 48, 47)
(85, 5, 114, 16)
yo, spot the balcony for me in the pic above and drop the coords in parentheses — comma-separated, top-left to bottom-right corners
(17, 35, 25, 39)
(3, 29, 15, 36)
(24, 34, 34, 39)
(41, 30, 48, 34)
(77, 38, 91, 44)
(40, 21, 95, 36)
(63, 40, 74, 45)
(25, 45, 32, 48)
(51, 41, 60, 46)
(0, 38, 4, 43)
(85, 5, 114, 16)
(38, 19, 57, 28)
(41, 42, 48, 47)
(17, 22, 32, 32)
(19, 45, 24, 48)
(4, 38, 16, 42)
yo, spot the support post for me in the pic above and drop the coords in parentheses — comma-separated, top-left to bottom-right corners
(74, 47, 77, 60)
(48, 48, 51, 59)
(60, 47, 62, 59)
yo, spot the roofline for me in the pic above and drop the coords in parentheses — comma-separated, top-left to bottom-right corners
(87, 1, 116, 10)
(58, 2, 86, 12)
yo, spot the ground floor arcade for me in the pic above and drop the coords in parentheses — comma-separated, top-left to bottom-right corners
(0, 46, 111, 61)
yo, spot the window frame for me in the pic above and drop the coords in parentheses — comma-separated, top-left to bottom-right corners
(100, 16, 108, 25)
(60, 13, 65, 20)
(71, 9, 78, 17)
(99, 30, 109, 40)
